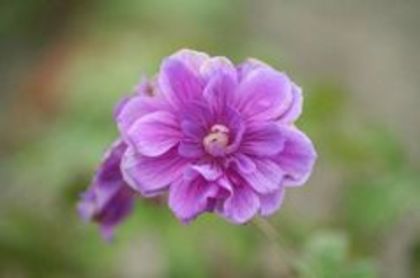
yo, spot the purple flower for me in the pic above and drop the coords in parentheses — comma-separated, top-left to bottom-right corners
(115, 49, 317, 224)
(78, 140, 136, 239)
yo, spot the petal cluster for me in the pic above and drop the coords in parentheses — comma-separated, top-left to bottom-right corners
(79, 49, 316, 233)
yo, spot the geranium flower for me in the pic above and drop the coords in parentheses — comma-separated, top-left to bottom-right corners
(114, 49, 317, 224)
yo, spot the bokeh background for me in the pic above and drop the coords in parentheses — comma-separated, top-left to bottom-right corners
(1, 0, 420, 277)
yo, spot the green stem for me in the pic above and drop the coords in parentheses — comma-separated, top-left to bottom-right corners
(252, 217, 297, 277)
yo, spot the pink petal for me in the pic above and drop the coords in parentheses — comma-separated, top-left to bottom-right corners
(116, 95, 167, 138)
(235, 68, 293, 121)
(169, 176, 218, 223)
(228, 153, 256, 174)
(236, 58, 273, 81)
(178, 140, 204, 158)
(190, 163, 222, 181)
(200, 56, 237, 82)
(258, 187, 285, 217)
(121, 147, 189, 197)
(180, 118, 207, 140)
(278, 83, 303, 124)
(127, 111, 181, 157)
(179, 100, 215, 130)
(221, 183, 260, 224)
(177, 103, 213, 158)
(240, 158, 284, 194)
(273, 127, 317, 187)
(222, 106, 246, 154)
(158, 56, 204, 107)
(240, 122, 286, 156)
(203, 72, 236, 117)
(169, 49, 210, 72)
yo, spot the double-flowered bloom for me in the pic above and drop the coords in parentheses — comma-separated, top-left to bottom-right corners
(78, 49, 317, 237)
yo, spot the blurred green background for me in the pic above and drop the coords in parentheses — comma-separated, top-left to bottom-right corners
(1, 0, 420, 277)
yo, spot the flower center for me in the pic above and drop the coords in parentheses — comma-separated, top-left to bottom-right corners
(203, 124, 230, 156)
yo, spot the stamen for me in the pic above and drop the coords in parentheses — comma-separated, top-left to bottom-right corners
(203, 124, 230, 155)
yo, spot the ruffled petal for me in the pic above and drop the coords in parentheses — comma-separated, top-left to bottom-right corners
(235, 67, 293, 121)
(190, 163, 222, 181)
(158, 52, 205, 107)
(228, 153, 256, 174)
(200, 56, 238, 82)
(277, 83, 303, 124)
(127, 111, 181, 157)
(273, 127, 317, 187)
(239, 158, 284, 194)
(240, 122, 286, 156)
(169, 49, 210, 72)
(121, 147, 189, 197)
(177, 117, 207, 158)
(179, 100, 215, 130)
(236, 58, 272, 81)
(169, 175, 218, 222)
(203, 71, 236, 117)
(258, 187, 285, 217)
(221, 182, 260, 224)
(116, 95, 167, 138)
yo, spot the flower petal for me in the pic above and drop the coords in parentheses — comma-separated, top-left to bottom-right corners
(77, 140, 135, 239)
(93, 185, 136, 240)
(127, 111, 181, 157)
(158, 55, 204, 107)
(223, 106, 245, 154)
(121, 147, 189, 197)
(240, 158, 285, 194)
(179, 100, 215, 130)
(113, 78, 155, 119)
(203, 71, 236, 117)
(236, 58, 272, 81)
(273, 127, 317, 187)
(169, 176, 218, 223)
(177, 116, 208, 158)
(228, 153, 256, 174)
(278, 83, 303, 123)
(240, 122, 286, 156)
(235, 68, 293, 121)
(169, 49, 210, 72)
(200, 56, 237, 82)
(221, 183, 260, 224)
(116, 95, 167, 138)
(178, 140, 204, 158)
(258, 187, 285, 217)
(180, 118, 207, 140)
(190, 163, 222, 181)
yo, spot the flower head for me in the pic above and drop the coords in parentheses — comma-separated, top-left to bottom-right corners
(114, 49, 317, 224)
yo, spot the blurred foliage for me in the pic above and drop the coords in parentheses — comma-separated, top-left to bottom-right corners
(343, 171, 419, 238)
(1, 0, 419, 277)
(297, 231, 376, 278)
